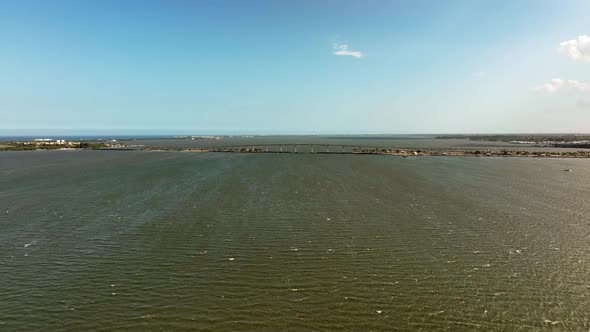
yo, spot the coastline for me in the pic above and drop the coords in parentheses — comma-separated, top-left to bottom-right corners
(127, 146, 590, 158)
(2, 142, 590, 158)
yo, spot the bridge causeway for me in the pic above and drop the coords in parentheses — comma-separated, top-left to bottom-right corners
(204, 144, 420, 155)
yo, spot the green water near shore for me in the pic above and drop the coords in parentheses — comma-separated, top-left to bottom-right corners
(1, 150, 589, 330)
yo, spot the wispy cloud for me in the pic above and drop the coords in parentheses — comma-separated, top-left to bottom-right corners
(535, 78, 590, 93)
(471, 71, 486, 78)
(333, 44, 364, 59)
(559, 35, 590, 62)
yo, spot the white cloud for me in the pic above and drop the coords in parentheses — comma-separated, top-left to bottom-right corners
(577, 98, 590, 109)
(333, 44, 364, 58)
(558, 35, 590, 62)
(535, 78, 590, 93)
(471, 71, 486, 78)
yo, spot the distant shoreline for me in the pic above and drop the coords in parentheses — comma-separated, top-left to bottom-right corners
(171, 147, 590, 158)
(77, 146, 590, 158)
(2, 147, 590, 158)
(2, 140, 590, 158)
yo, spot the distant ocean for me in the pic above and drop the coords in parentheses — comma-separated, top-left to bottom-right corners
(0, 135, 176, 141)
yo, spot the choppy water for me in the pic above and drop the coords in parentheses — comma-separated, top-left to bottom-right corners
(1, 150, 589, 331)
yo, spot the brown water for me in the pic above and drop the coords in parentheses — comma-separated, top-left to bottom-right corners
(1, 150, 589, 331)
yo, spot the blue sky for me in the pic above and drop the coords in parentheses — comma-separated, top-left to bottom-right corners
(1, 0, 590, 134)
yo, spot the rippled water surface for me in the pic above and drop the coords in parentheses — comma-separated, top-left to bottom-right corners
(1, 151, 589, 331)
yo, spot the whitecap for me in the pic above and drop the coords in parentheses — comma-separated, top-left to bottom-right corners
(543, 319, 560, 325)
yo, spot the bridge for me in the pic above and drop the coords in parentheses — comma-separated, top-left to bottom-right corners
(202, 144, 422, 155)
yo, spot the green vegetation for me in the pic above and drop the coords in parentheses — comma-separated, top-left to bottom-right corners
(0, 141, 109, 151)
(78, 142, 110, 149)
